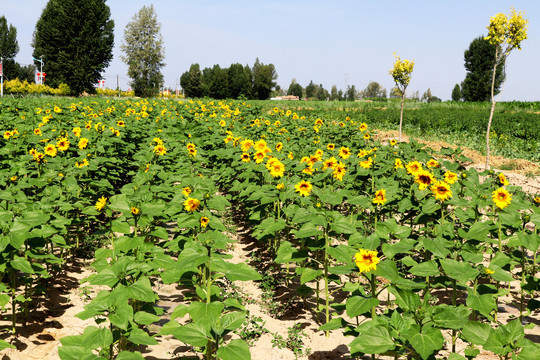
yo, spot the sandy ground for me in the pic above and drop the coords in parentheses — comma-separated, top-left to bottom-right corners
(0, 137, 539, 360)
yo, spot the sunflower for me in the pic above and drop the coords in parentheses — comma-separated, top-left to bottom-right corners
(241, 153, 250, 162)
(254, 139, 267, 152)
(276, 142, 283, 152)
(426, 159, 439, 168)
(267, 159, 285, 178)
(184, 197, 200, 212)
(333, 162, 346, 181)
(200, 216, 210, 228)
(431, 181, 452, 202)
(302, 166, 315, 175)
(354, 249, 380, 273)
(415, 170, 435, 190)
(254, 151, 266, 164)
(394, 158, 404, 169)
(34, 128, 42, 136)
(315, 118, 324, 126)
(44, 144, 58, 157)
(57, 137, 70, 151)
(390, 139, 397, 146)
(373, 189, 387, 205)
(288, 152, 294, 160)
(276, 183, 285, 190)
(357, 149, 369, 158)
(406, 161, 423, 176)
(338, 147, 352, 159)
(3, 131, 13, 139)
(131, 206, 140, 215)
(295, 180, 313, 197)
(359, 123, 368, 132)
(359, 157, 373, 169)
(498, 173, 509, 186)
(95, 196, 107, 211)
(363, 133, 370, 140)
(323, 157, 338, 171)
(534, 196, 540, 205)
(240, 139, 254, 152)
(73, 127, 81, 137)
(182, 187, 192, 197)
(444, 171, 458, 184)
(327, 143, 335, 151)
(154, 144, 167, 156)
(117, 120, 125, 127)
(78, 137, 89, 150)
(492, 188, 512, 209)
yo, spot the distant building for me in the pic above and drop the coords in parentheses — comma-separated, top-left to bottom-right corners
(270, 95, 299, 101)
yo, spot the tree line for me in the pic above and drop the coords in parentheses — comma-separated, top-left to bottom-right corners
(179, 58, 277, 100)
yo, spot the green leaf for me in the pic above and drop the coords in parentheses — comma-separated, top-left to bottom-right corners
(169, 322, 209, 347)
(216, 339, 251, 360)
(381, 239, 416, 259)
(111, 219, 131, 234)
(116, 351, 145, 360)
(89, 268, 119, 288)
(346, 296, 379, 318)
(389, 286, 420, 313)
(189, 301, 224, 331)
(409, 260, 439, 277)
(207, 195, 231, 212)
(330, 214, 356, 234)
(421, 237, 450, 258)
(466, 221, 490, 241)
(462, 321, 492, 345)
(318, 317, 348, 331)
(11, 256, 35, 274)
(483, 328, 508, 355)
(349, 325, 395, 355)
(220, 311, 246, 331)
(126, 276, 156, 303)
(220, 262, 261, 282)
(128, 328, 158, 345)
(448, 354, 467, 360)
(293, 222, 322, 238)
(300, 267, 323, 284)
(108, 194, 131, 213)
(431, 305, 470, 330)
(109, 303, 133, 331)
(440, 259, 479, 284)
(466, 291, 496, 320)
(409, 327, 444, 360)
(0, 338, 15, 350)
(57, 346, 97, 360)
(134, 311, 161, 325)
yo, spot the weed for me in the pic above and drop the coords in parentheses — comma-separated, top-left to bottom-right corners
(271, 323, 311, 359)
(236, 315, 268, 346)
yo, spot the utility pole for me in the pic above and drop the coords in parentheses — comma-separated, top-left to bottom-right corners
(116, 74, 119, 91)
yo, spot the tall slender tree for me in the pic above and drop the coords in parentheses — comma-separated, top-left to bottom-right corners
(121, 5, 165, 97)
(0, 16, 20, 80)
(252, 58, 277, 100)
(389, 53, 414, 142)
(32, 0, 114, 95)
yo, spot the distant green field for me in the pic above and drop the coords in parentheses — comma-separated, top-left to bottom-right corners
(249, 100, 540, 163)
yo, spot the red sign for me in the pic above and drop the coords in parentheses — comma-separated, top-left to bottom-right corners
(0, 63, 3, 76)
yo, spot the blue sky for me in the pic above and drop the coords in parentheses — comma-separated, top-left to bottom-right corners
(2, 0, 539, 100)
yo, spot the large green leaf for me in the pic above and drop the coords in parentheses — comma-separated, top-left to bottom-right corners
(349, 325, 395, 355)
(116, 351, 145, 360)
(134, 311, 161, 325)
(346, 296, 379, 318)
(57, 346, 98, 360)
(431, 305, 470, 330)
(300, 267, 322, 284)
(189, 301, 224, 331)
(466, 291, 496, 320)
(440, 259, 479, 284)
(409, 260, 439, 277)
(461, 321, 492, 346)
(11, 256, 35, 274)
(216, 339, 251, 360)
(126, 276, 157, 303)
(330, 214, 356, 234)
(109, 303, 134, 331)
(169, 322, 209, 347)
(128, 328, 158, 345)
(409, 327, 444, 360)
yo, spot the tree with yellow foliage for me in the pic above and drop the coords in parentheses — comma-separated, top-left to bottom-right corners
(389, 53, 414, 142)
(484, 8, 528, 169)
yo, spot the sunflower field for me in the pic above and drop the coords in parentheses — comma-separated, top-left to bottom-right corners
(0, 97, 539, 359)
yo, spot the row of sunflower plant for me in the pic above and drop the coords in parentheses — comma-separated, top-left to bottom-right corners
(193, 104, 540, 359)
(0, 98, 262, 359)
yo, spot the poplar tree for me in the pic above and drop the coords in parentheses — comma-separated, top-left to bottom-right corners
(121, 5, 165, 97)
(389, 53, 414, 142)
(32, 0, 114, 95)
